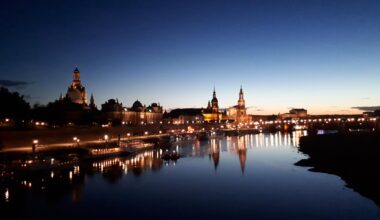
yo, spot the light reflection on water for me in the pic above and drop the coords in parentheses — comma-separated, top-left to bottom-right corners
(1, 131, 379, 220)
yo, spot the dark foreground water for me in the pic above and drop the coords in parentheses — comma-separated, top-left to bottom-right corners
(1, 132, 380, 220)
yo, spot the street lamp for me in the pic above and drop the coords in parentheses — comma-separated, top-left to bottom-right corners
(104, 135, 109, 148)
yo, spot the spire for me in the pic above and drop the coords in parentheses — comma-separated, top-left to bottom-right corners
(213, 86, 216, 99)
(90, 93, 94, 103)
(74, 65, 80, 73)
(73, 66, 81, 82)
(238, 86, 245, 107)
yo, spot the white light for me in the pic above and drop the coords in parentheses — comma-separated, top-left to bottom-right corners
(104, 135, 109, 140)
(5, 188, 9, 202)
(33, 139, 39, 144)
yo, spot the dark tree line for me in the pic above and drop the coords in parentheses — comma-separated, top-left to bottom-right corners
(0, 87, 30, 125)
(0, 87, 100, 127)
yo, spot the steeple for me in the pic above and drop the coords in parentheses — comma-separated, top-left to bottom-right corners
(238, 86, 245, 108)
(90, 93, 94, 104)
(73, 66, 81, 82)
(89, 93, 96, 109)
(211, 87, 219, 113)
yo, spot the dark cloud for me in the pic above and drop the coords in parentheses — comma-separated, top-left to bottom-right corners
(0, 80, 29, 88)
(352, 106, 380, 111)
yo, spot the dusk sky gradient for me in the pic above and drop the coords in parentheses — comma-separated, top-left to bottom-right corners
(1, 0, 380, 114)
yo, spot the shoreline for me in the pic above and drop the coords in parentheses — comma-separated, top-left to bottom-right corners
(296, 132, 380, 206)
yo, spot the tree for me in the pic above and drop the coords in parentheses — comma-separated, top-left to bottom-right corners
(0, 87, 30, 123)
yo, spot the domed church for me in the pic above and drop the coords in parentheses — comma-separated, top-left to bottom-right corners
(66, 67, 87, 105)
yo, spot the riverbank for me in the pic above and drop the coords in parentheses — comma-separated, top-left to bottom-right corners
(296, 132, 380, 205)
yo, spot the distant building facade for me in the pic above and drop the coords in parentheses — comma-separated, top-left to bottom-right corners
(123, 101, 163, 124)
(279, 108, 308, 119)
(164, 108, 204, 124)
(101, 99, 163, 124)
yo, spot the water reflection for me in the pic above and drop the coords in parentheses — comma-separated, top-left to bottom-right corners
(8, 131, 365, 220)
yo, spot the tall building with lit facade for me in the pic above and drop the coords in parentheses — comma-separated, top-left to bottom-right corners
(203, 88, 223, 122)
(66, 67, 88, 105)
(227, 86, 251, 123)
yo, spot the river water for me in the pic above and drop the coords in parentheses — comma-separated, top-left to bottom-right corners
(1, 131, 380, 220)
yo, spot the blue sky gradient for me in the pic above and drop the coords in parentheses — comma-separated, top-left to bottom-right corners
(1, 0, 379, 114)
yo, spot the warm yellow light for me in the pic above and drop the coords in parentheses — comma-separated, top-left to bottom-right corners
(33, 139, 39, 144)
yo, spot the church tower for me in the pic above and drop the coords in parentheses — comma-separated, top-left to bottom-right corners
(211, 88, 219, 113)
(238, 86, 245, 108)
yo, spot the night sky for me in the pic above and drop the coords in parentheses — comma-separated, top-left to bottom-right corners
(1, 0, 379, 114)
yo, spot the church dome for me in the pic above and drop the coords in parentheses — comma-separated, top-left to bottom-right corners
(132, 100, 144, 111)
(212, 97, 218, 103)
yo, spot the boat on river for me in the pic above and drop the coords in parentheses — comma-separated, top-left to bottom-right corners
(87, 140, 154, 159)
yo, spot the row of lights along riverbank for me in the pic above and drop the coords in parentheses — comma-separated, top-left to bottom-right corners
(28, 116, 378, 150)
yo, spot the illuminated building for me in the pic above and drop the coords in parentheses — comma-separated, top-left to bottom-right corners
(227, 86, 251, 123)
(66, 67, 88, 105)
(203, 88, 223, 122)
(123, 101, 163, 124)
(101, 99, 163, 124)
